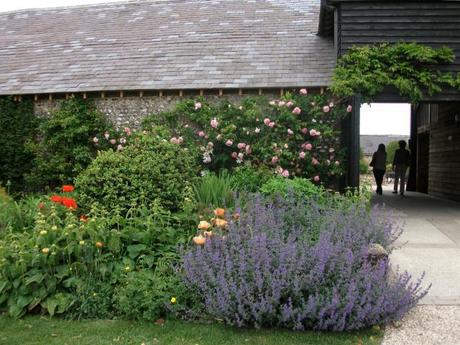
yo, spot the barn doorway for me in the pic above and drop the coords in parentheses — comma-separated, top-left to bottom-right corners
(359, 103, 411, 194)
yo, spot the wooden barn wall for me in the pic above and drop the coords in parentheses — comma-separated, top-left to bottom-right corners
(425, 102, 460, 201)
(336, 1, 460, 101)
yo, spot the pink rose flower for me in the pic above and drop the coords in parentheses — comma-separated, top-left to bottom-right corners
(117, 144, 123, 151)
(278, 101, 286, 106)
(237, 142, 246, 149)
(178, 136, 184, 144)
(210, 118, 218, 128)
(301, 127, 308, 134)
(170, 137, 179, 144)
(110, 139, 117, 145)
(323, 106, 330, 113)
(268, 122, 275, 128)
(335, 160, 340, 166)
(305, 143, 312, 151)
(284, 143, 289, 149)
(225, 139, 233, 147)
(264, 118, 271, 126)
(287, 129, 294, 135)
(309, 129, 317, 137)
(92, 137, 99, 143)
(216, 134, 222, 140)
(282, 170, 289, 178)
(104, 132, 110, 140)
(314, 175, 320, 182)
(194, 102, 202, 110)
(271, 156, 279, 165)
(286, 101, 294, 107)
(299, 152, 306, 159)
(255, 127, 260, 133)
(299, 88, 307, 95)
(329, 102, 334, 108)
(347, 105, 353, 113)
(231, 152, 238, 159)
(329, 148, 335, 153)
(292, 107, 301, 115)
(120, 137, 127, 144)
(245, 145, 252, 154)
(312, 158, 319, 165)
(198, 131, 205, 137)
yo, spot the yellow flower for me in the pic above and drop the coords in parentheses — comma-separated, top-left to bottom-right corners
(193, 235, 206, 245)
(41, 247, 50, 254)
(79, 240, 85, 245)
(39, 230, 47, 235)
(170, 297, 177, 304)
(124, 266, 131, 272)
(51, 225, 58, 230)
(197, 221, 211, 230)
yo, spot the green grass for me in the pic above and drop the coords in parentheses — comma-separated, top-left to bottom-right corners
(0, 314, 383, 345)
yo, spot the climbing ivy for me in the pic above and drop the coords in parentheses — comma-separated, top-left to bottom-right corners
(331, 42, 460, 103)
(0, 97, 38, 193)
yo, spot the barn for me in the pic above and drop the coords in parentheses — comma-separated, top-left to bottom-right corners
(1, 0, 460, 201)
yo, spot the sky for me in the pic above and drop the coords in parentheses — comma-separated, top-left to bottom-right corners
(0, 0, 120, 12)
(360, 103, 411, 135)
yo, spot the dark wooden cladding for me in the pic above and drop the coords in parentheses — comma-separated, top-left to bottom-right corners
(336, 1, 460, 100)
(421, 102, 460, 201)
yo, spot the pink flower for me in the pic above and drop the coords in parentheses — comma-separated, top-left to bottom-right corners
(287, 129, 294, 135)
(286, 101, 294, 107)
(170, 137, 179, 144)
(329, 148, 335, 153)
(309, 129, 317, 137)
(124, 127, 131, 135)
(278, 101, 286, 106)
(117, 144, 123, 151)
(271, 156, 279, 164)
(178, 136, 184, 144)
(299, 88, 308, 95)
(323, 106, 330, 113)
(347, 105, 353, 113)
(329, 102, 334, 108)
(245, 145, 252, 154)
(225, 139, 233, 147)
(269, 100, 276, 106)
(292, 107, 301, 115)
(92, 137, 99, 143)
(231, 152, 238, 159)
(120, 137, 127, 144)
(110, 139, 116, 145)
(255, 127, 260, 134)
(104, 132, 110, 140)
(284, 143, 289, 149)
(237, 142, 246, 149)
(198, 131, 205, 137)
(335, 160, 340, 166)
(210, 118, 218, 128)
(314, 175, 320, 182)
(299, 152, 306, 159)
(305, 143, 313, 151)
(216, 134, 223, 140)
(301, 127, 308, 134)
(264, 118, 271, 126)
(282, 170, 289, 178)
(312, 158, 319, 165)
(268, 122, 275, 128)
(194, 102, 202, 110)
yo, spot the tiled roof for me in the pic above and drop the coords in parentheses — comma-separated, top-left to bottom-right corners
(0, 0, 334, 95)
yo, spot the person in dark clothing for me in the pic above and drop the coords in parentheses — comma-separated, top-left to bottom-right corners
(392, 140, 411, 196)
(370, 143, 387, 195)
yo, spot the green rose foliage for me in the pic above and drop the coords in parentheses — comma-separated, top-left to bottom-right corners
(331, 42, 460, 103)
(142, 92, 347, 186)
(0, 97, 38, 193)
(25, 97, 111, 191)
(76, 134, 199, 214)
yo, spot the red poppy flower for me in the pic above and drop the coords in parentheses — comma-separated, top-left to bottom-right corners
(62, 185, 75, 193)
(50, 195, 63, 203)
(61, 197, 77, 209)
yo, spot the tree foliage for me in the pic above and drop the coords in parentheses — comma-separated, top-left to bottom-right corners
(331, 42, 460, 103)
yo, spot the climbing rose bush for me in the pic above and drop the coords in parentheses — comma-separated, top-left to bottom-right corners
(142, 91, 349, 185)
(182, 194, 428, 331)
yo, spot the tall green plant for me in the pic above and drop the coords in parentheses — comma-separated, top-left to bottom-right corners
(193, 171, 235, 209)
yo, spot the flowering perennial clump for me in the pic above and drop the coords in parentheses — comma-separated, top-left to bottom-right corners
(182, 194, 429, 331)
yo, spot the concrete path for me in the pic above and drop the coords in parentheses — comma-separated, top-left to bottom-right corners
(371, 186, 460, 344)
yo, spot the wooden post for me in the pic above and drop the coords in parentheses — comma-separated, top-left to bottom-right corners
(320, 87, 324, 95)
(83, 92, 87, 99)
(219, 89, 223, 97)
(101, 92, 105, 99)
(65, 93, 69, 100)
(179, 90, 183, 97)
(159, 90, 163, 97)
(280, 88, 284, 96)
(348, 95, 361, 189)
(258, 88, 263, 96)
(119, 91, 124, 98)
(34, 95, 38, 102)
(407, 105, 418, 191)
(48, 94, 53, 101)
(238, 89, 243, 96)
(139, 91, 144, 98)
(199, 90, 204, 96)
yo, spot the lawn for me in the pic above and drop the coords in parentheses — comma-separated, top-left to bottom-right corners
(0, 315, 383, 345)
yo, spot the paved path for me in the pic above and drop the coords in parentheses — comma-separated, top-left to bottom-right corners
(371, 187, 460, 344)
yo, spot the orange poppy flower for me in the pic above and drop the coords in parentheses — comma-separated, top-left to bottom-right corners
(214, 208, 225, 218)
(62, 185, 75, 193)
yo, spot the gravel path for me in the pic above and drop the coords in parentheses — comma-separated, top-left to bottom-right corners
(381, 306, 460, 345)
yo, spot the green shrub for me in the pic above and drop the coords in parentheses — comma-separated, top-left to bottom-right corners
(230, 165, 273, 193)
(25, 97, 110, 190)
(0, 97, 38, 193)
(76, 134, 199, 214)
(0, 188, 41, 233)
(193, 171, 234, 209)
(260, 177, 327, 202)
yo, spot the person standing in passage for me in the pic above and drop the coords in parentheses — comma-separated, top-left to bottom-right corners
(370, 144, 387, 195)
(392, 140, 411, 196)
